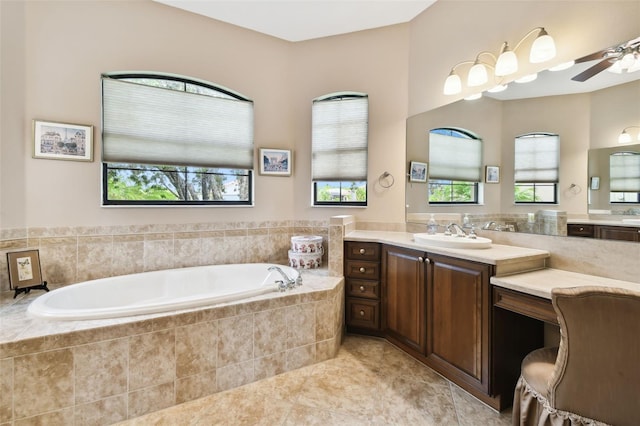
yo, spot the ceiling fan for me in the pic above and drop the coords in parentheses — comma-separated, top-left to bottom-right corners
(571, 36, 640, 82)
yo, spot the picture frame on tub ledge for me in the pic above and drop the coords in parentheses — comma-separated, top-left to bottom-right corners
(33, 119, 94, 161)
(6, 249, 49, 298)
(259, 148, 292, 176)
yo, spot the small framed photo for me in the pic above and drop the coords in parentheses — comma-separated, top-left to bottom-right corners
(485, 166, 500, 183)
(409, 161, 427, 182)
(6, 249, 44, 290)
(259, 148, 292, 176)
(590, 176, 600, 190)
(33, 119, 93, 161)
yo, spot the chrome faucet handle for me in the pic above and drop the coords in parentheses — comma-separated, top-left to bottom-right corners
(276, 280, 288, 292)
(468, 227, 477, 239)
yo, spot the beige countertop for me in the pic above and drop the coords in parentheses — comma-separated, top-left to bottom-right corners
(491, 268, 640, 299)
(344, 230, 550, 273)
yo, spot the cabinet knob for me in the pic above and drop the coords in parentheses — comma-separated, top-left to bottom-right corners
(425, 258, 431, 264)
(359, 267, 366, 273)
(359, 285, 366, 292)
(359, 310, 365, 316)
(418, 256, 424, 262)
(359, 248, 366, 254)
(579, 227, 584, 231)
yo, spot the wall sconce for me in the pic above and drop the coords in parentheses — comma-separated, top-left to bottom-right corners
(443, 27, 556, 96)
(618, 126, 640, 144)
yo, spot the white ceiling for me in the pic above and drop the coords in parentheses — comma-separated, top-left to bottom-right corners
(153, 0, 436, 42)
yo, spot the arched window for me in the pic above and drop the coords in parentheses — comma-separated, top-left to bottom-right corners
(101, 72, 253, 205)
(514, 132, 559, 204)
(428, 127, 482, 203)
(311, 92, 368, 206)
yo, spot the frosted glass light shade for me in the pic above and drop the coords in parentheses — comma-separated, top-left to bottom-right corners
(607, 61, 624, 74)
(627, 58, 640, 73)
(467, 62, 488, 87)
(618, 131, 632, 144)
(530, 32, 556, 63)
(443, 72, 462, 95)
(495, 50, 518, 76)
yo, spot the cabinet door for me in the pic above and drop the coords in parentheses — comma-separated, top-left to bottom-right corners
(595, 225, 640, 242)
(426, 254, 491, 392)
(382, 245, 427, 354)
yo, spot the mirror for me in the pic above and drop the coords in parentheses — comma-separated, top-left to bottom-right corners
(588, 144, 640, 214)
(406, 38, 640, 227)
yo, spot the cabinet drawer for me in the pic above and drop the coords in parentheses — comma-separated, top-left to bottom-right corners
(346, 299, 380, 330)
(567, 224, 594, 238)
(345, 242, 380, 261)
(345, 260, 380, 280)
(346, 279, 380, 299)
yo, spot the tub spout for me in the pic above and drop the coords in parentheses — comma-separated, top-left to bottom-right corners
(268, 266, 301, 289)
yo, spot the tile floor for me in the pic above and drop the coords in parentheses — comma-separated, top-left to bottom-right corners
(117, 335, 513, 425)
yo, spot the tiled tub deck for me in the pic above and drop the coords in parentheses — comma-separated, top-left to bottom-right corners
(0, 271, 344, 425)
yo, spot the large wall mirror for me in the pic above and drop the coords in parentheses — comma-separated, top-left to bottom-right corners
(406, 37, 640, 227)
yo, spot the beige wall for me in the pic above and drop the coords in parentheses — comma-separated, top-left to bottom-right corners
(1, 0, 639, 231)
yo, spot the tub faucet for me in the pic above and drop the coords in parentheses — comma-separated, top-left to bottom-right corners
(268, 266, 302, 290)
(446, 223, 467, 237)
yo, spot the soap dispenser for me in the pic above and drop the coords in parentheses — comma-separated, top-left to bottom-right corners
(463, 213, 470, 228)
(427, 214, 438, 235)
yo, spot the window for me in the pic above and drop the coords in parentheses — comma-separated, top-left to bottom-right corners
(428, 128, 482, 203)
(609, 151, 640, 203)
(311, 92, 368, 206)
(101, 73, 254, 205)
(514, 133, 559, 204)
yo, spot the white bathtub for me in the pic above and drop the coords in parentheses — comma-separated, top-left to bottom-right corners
(27, 263, 300, 321)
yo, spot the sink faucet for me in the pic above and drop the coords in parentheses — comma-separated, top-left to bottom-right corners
(446, 223, 467, 237)
(482, 221, 496, 230)
(268, 266, 302, 290)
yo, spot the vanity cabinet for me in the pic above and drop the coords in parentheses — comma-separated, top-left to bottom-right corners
(567, 224, 595, 238)
(425, 254, 493, 394)
(568, 224, 640, 242)
(381, 245, 427, 354)
(344, 241, 382, 333)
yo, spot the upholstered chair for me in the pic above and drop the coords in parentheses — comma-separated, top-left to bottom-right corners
(512, 286, 640, 426)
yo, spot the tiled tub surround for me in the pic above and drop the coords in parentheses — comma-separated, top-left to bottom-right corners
(0, 271, 344, 425)
(0, 220, 334, 293)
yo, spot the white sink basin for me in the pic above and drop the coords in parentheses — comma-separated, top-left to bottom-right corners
(413, 233, 492, 249)
(621, 219, 640, 224)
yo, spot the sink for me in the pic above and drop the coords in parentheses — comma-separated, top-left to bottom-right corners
(621, 219, 640, 224)
(413, 233, 492, 249)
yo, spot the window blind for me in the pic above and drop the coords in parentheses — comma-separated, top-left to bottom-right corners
(514, 134, 559, 183)
(429, 132, 482, 181)
(312, 95, 368, 181)
(610, 152, 640, 192)
(102, 78, 254, 169)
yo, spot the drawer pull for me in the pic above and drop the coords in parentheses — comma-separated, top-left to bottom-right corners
(359, 285, 366, 292)
(359, 267, 366, 273)
(359, 248, 366, 254)
(579, 227, 584, 231)
(359, 310, 365, 316)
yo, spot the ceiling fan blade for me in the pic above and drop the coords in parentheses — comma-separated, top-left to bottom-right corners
(575, 50, 607, 63)
(571, 59, 614, 82)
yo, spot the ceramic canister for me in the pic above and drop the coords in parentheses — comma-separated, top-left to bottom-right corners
(288, 250, 322, 269)
(290, 235, 323, 253)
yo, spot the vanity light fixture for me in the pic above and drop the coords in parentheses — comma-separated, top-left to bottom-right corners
(443, 27, 556, 95)
(618, 126, 640, 144)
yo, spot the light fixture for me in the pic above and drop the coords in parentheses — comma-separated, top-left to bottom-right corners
(443, 27, 557, 96)
(618, 126, 640, 144)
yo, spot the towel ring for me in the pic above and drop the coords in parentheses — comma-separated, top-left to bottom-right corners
(379, 172, 395, 188)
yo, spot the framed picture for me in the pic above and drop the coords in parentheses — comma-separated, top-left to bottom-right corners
(409, 161, 427, 182)
(590, 176, 600, 190)
(259, 148, 292, 176)
(33, 119, 93, 161)
(485, 166, 500, 183)
(6, 249, 44, 290)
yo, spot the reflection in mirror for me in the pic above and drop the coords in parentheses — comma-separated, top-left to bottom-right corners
(588, 144, 640, 214)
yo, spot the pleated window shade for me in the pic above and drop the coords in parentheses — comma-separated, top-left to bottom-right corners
(102, 77, 254, 169)
(429, 131, 482, 182)
(514, 133, 559, 183)
(610, 152, 640, 192)
(312, 94, 368, 181)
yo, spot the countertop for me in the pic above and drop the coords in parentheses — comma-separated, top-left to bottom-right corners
(491, 268, 640, 299)
(344, 230, 550, 267)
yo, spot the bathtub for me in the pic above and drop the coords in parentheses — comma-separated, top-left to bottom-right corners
(27, 263, 301, 321)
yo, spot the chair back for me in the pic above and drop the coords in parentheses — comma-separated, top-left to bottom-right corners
(549, 286, 640, 426)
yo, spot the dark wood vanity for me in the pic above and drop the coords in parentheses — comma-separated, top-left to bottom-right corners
(567, 223, 640, 242)
(344, 240, 548, 411)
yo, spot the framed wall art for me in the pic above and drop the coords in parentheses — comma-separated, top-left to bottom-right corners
(590, 176, 600, 190)
(485, 166, 500, 183)
(33, 119, 94, 161)
(6, 249, 49, 297)
(409, 161, 427, 182)
(259, 148, 292, 176)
